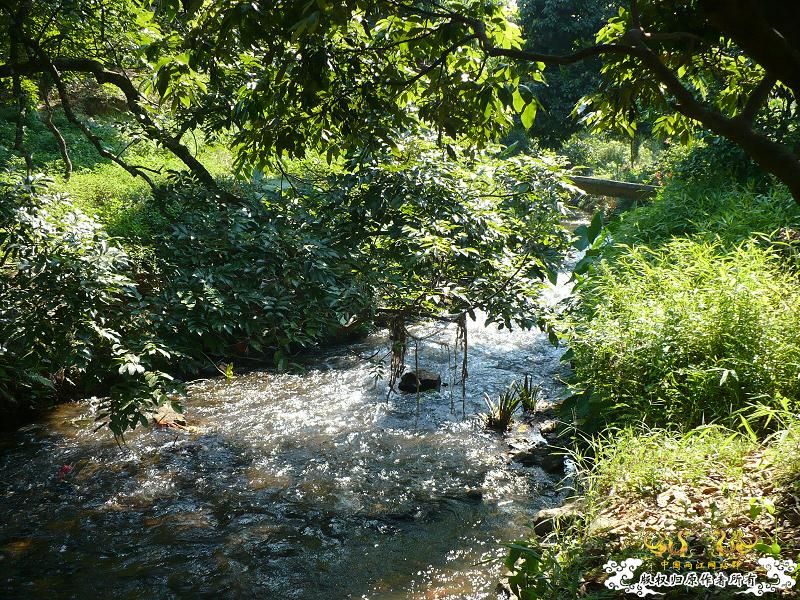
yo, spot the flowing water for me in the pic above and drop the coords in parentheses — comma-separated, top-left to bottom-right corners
(0, 254, 580, 600)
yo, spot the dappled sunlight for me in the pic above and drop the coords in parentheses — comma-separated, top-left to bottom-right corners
(0, 268, 578, 598)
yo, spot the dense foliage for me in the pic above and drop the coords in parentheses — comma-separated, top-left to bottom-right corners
(2, 0, 799, 197)
(0, 177, 177, 433)
(2, 1, 800, 597)
(295, 142, 571, 328)
(607, 182, 800, 247)
(517, 0, 614, 147)
(0, 140, 570, 433)
(561, 179, 800, 435)
(564, 238, 800, 432)
(506, 172, 800, 599)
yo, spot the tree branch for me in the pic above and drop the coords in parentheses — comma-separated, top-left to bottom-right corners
(0, 56, 239, 203)
(644, 31, 704, 44)
(738, 75, 776, 123)
(55, 70, 156, 188)
(388, 1, 638, 65)
(699, 0, 800, 99)
(483, 43, 636, 66)
(39, 81, 72, 179)
(9, 5, 33, 176)
(17, 42, 156, 188)
(630, 0, 640, 29)
(390, 36, 478, 88)
(623, 28, 800, 201)
(11, 73, 33, 177)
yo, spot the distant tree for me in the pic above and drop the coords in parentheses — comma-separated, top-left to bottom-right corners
(517, 0, 615, 148)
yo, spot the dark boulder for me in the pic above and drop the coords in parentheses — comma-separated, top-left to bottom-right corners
(510, 444, 565, 474)
(507, 427, 565, 474)
(398, 369, 442, 393)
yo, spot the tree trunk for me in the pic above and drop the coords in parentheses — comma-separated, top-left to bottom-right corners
(568, 176, 659, 200)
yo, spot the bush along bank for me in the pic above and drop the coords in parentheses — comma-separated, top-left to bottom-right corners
(0, 177, 372, 434)
(503, 181, 800, 599)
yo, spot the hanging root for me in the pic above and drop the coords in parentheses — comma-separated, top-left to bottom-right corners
(455, 313, 468, 417)
(387, 313, 407, 398)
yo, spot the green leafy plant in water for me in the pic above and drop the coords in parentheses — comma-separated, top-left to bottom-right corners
(484, 385, 522, 432)
(518, 374, 543, 414)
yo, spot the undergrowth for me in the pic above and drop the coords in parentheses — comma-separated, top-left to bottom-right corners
(507, 181, 800, 598)
(564, 239, 800, 433)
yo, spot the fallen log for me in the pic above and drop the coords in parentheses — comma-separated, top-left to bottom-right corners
(568, 175, 660, 200)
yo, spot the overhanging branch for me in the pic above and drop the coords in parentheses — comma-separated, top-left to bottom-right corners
(388, 0, 638, 66)
(623, 27, 800, 201)
(0, 56, 239, 203)
(482, 43, 636, 66)
(18, 43, 156, 188)
(738, 75, 776, 123)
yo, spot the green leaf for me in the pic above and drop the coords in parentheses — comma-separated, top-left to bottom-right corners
(521, 102, 537, 129)
(512, 89, 525, 113)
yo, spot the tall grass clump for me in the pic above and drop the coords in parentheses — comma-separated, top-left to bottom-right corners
(564, 239, 800, 432)
(576, 427, 755, 503)
(608, 182, 799, 249)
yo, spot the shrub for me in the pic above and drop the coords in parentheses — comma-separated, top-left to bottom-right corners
(0, 137, 571, 435)
(560, 133, 661, 183)
(0, 178, 176, 433)
(149, 182, 372, 368)
(563, 239, 800, 433)
(656, 135, 769, 188)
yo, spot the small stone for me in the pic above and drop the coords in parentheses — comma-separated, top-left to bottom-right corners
(586, 514, 624, 536)
(538, 420, 558, 435)
(398, 369, 441, 393)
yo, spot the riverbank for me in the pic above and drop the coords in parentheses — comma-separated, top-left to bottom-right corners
(504, 180, 800, 598)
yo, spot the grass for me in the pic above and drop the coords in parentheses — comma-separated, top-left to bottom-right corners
(518, 374, 543, 414)
(580, 427, 755, 505)
(484, 377, 543, 431)
(505, 181, 800, 598)
(1, 105, 236, 244)
(608, 182, 800, 249)
(566, 238, 800, 433)
(507, 426, 799, 599)
(484, 386, 522, 431)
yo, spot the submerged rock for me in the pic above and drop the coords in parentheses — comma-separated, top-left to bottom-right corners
(149, 404, 187, 429)
(511, 444, 564, 474)
(507, 427, 565, 474)
(398, 369, 441, 393)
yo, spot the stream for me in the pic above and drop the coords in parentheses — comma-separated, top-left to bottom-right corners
(0, 251, 580, 599)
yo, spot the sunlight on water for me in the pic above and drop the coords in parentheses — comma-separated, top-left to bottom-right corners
(0, 250, 582, 599)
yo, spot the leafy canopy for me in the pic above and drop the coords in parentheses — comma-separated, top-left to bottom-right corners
(4, 0, 800, 197)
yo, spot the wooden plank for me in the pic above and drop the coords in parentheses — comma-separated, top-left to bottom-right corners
(568, 175, 660, 200)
